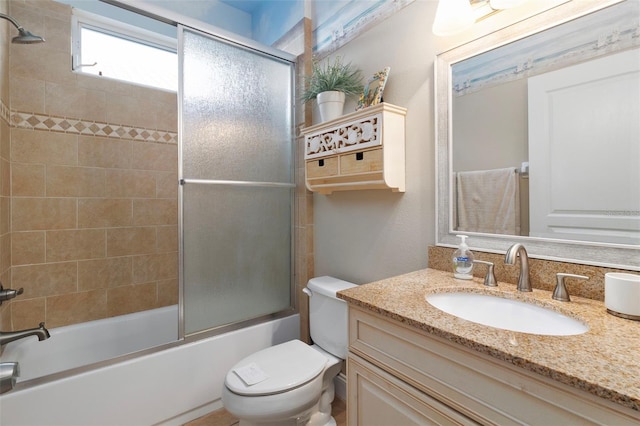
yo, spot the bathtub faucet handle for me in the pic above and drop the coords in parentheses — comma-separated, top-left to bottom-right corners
(0, 283, 24, 305)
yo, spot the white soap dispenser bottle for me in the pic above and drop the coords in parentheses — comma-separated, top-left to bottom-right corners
(452, 235, 474, 280)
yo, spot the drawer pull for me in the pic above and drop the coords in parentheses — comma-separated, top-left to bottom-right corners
(356, 152, 364, 161)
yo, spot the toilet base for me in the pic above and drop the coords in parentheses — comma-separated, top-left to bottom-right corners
(235, 380, 337, 426)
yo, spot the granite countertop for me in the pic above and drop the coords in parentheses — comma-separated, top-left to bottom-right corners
(337, 268, 640, 413)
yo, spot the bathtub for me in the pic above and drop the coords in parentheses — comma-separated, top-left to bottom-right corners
(0, 308, 300, 425)
(2, 305, 179, 382)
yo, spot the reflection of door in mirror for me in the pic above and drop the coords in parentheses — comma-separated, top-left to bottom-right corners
(528, 48, 640, 245)
(450, 0, 640, 244)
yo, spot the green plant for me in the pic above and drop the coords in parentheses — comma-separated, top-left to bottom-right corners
(301, 56, 363, 103)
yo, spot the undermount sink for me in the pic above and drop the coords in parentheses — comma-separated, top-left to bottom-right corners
(426, 292, 589, 336)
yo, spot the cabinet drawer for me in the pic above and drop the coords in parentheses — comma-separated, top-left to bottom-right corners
(340, 148, 383, 175)
(348, 353, 478, 425)
(306, 157, 338, 178)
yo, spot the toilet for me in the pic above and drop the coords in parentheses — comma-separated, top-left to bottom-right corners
(222, 276, 357, 426)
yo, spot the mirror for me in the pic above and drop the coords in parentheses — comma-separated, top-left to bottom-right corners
(436, 0, 640, 270)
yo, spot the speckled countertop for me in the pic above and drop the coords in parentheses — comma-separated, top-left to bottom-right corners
(337, 268, 640, 413)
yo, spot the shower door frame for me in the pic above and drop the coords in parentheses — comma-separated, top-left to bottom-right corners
(102, 0, 299, 343)
(176, 26, 297, 341)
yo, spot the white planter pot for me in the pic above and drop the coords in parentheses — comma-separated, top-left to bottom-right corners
(317, 91, 346, 122)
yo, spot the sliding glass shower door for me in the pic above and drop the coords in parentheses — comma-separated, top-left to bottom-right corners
(179, 27, 295, 336)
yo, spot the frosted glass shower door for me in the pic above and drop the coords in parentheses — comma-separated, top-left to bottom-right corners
(179, 27, 295, 336)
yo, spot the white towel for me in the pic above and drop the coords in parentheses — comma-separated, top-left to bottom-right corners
(456, 167, 520, 235)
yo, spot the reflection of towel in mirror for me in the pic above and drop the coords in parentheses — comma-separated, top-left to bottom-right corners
(456, 167, 520, 235)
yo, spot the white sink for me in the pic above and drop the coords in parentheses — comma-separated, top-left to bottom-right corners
(425, 292, 589, 336)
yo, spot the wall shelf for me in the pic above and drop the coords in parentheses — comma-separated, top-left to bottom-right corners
(301, 102, 406, 195)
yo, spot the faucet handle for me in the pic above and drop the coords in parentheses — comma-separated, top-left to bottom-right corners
(0, 284, 24, 305)
(553, 273, 589, 302)
(473, 260, 497, 287)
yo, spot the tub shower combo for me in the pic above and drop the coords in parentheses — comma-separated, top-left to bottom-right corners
(0, 3, 298, 424)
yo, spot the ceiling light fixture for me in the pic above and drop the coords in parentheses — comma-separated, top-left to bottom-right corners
(432, 0, 475, 37)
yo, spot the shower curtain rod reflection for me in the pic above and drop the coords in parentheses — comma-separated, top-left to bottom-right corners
(179, 178, 295, 188)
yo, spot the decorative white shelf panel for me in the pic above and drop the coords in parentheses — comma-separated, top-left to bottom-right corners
(301, 102, 406, 195)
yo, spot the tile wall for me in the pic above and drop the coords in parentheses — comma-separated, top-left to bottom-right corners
(1, 0, 11, 331)
(4, 0, 178, 330)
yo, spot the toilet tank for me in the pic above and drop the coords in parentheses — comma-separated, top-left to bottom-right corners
(305, 276, 357, 359)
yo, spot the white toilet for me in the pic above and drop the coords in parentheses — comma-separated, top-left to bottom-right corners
(222, 276, 357, 426)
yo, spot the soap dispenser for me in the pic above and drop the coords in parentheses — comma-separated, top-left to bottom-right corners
(452, 235, 474, 280)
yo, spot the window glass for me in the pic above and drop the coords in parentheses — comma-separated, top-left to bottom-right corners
(73, 11, 177, 92)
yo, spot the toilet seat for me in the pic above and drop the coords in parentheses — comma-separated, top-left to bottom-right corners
(225, 340, 328, 396)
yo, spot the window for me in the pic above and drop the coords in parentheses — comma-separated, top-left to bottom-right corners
(72, 10, 177, 92)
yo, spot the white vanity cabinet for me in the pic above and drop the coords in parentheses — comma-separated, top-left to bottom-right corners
(346, 306, 639, 425)
(301, 103, 406, 195)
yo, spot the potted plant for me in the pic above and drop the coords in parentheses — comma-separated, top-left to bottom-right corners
(301, 56, 363, 122)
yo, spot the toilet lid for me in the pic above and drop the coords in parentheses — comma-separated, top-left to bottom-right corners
(225, 340, 327, 396)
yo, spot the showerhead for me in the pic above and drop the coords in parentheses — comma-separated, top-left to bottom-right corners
(13, 27, 45, 44)
(0, 12, 45, 44)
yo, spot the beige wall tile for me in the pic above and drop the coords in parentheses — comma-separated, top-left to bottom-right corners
(11, 297, 46, 330)
(45, 81, 106, 122)
(132, 252, 177, 284)
(78, 256, 133, 291)
(12, 197, 77, 231)
(106, 226, 156, 256)
(46, 229, 105, 262)
(12, 261, 77, 298)
(157, 278, 178, 307)
(154, 99, 178, 133)
(131, 142, 177, 172)
(0, 300, 12, 331)
(78, 198, 132, 228)
(78, 136, 131, 169)
(106, 93, 154, 129)
(156, 225, 178, 253)
(9, 75, 45, 113)
(46, 165, 105, 197)
(11, 128, 77, 165)
(0, 232, 10, 273)
(0, 196, 9, 235)
(46, 289, 107, 328)
(107, 282, 156, 317)
(155, 171, 178, 199)
(12, 231, 45, 265)
(1, 157, 9, 196)
(133, 199, 177, 226)
(105, 169, 156, 198)
(44, 14, 71, 54)
(1, 120, 9, 161)
(10, 47, 75, 87)
(11, 162, 45, 196)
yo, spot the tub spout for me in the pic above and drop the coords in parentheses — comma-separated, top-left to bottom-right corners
(0, 322, 50, 346)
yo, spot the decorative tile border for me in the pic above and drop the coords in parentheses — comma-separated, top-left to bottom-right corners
(7, 109, 177, 144)
(0, 99, 10, 125)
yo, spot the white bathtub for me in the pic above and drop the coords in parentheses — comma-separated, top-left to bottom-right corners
(2, 305, 179, 382)
(0, 308, 300, 425)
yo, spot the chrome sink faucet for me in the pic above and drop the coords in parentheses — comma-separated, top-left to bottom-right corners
(0, 322, 50, 346)
(504, 243, 532, 292)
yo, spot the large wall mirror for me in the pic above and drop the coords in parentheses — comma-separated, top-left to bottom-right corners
(436, 0, 640, 270)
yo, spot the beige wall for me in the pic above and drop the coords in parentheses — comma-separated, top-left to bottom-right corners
(5, 0, 178, 330)
(313, 0, 441, 284)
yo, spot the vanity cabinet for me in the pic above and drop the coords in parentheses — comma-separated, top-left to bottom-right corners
(347, 306, 639, 425)
(301, 103, 406, 195)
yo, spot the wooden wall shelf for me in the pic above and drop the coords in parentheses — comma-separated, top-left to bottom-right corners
(302, 102, 406, 195)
